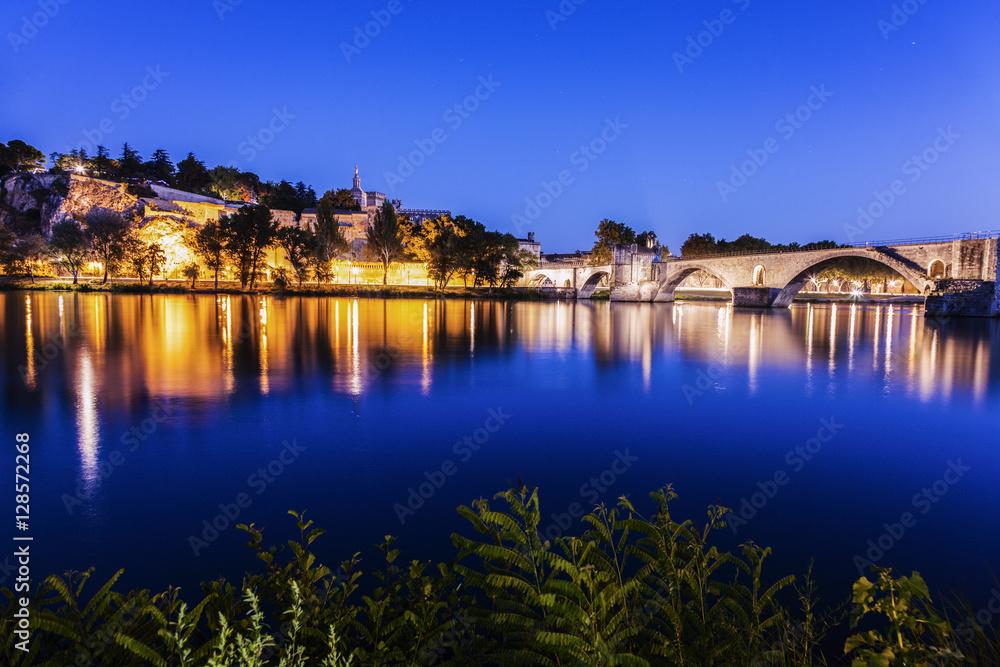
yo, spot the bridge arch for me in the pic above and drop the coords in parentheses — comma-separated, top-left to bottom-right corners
(528, 272, 555, 287)
(652, 264, 734, 302)
(771, 250, 931, 308)
(577, 270, 610, 299)
(752, 265, 766, 286)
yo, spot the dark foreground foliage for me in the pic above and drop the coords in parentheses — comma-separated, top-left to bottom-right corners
(1, 487, 995, 665)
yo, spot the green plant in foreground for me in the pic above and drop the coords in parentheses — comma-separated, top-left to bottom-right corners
(1, 488, 997, 665)
(845, 567, 964, 665)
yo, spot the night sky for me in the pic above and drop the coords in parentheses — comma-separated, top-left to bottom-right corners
(2, 0, 998, 252)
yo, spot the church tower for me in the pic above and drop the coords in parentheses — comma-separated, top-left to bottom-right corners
(350, 164, 365, 208)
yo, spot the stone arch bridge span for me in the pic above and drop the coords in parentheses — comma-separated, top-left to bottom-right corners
(525, 234, 1000, 317)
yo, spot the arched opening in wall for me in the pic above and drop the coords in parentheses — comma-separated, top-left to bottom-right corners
(928, 260, 945, 279)
(752, 265, 765, 286)
(528, 274, 554, 287)
(666, 268, 732, 302)
(772, 255, 919, 308)
(577, 271, 610, 299)
(676, 269, 727, 290)
(564, 280, 571, 288)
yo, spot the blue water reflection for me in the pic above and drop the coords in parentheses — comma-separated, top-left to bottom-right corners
(1, 292, 998, 606)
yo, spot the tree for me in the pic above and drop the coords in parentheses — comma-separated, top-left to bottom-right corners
(175, 152, 212, 193)
(276, 225, 313, 286)
(719, 233, 771, 254)
(314, 191, 351, 249)
(366, 201, 404, 285)
(125, 238, 166, 286)
(590, 219, 636, 265)
(397, 214, 421, 261)
(307, 237, 333, 285)
(308, 194, 350, 285)
(208, 167, 260, 202)
(330, 188, 361, 211)
(294, 181, 317, 208)
(5, 233, 47, 282)
(504, 246, 538, 288)
(183, 264, 200, 288)
(90, 145, 116, 179)
(144, 149, 174, 184)
(472, 230, 510, 288)
(0, 140, 46, 175)
(84, 207, 131, 284)
(47, 220, 91, 284)
(192, 222, 227, 290)
(219, 204, 279, 290)
(209, 166, 243, 201)
(118, 143, 145, 180)
(408, 214, 466, 290)
(453, 216, 487, 286)
(259, 180, 304, 215)
(123, 237, 146, 284)
(48, 148, 89, 174)
(679, 233, 718, 258)
(0, 225, 13, 258)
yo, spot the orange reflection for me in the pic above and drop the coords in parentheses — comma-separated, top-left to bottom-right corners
(5, 293, 996, 407)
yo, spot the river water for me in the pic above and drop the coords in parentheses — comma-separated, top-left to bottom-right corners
(2, 291, 998, 609)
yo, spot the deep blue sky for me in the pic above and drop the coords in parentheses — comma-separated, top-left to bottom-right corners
(2, 0, 998, 252)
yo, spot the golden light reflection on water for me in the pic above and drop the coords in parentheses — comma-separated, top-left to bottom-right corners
(5, 294, 998, 409)
(24, 295, 35, 389)
(259, 297, 269, 396)
(76, 348, 99, 489)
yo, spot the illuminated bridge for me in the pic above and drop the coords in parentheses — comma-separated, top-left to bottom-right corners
(524, 233, 1000, 317)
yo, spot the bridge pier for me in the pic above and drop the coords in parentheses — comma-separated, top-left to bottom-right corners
(731, 287, 782, 308)
(925, 280, 999, 318)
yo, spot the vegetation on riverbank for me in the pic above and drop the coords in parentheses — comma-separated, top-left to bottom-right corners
(1, 486, 994, 665)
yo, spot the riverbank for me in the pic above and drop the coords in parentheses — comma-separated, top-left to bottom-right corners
(0, 277, 552, 300)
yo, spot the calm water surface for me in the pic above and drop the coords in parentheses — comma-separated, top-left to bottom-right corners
(2, 292, 998, 607)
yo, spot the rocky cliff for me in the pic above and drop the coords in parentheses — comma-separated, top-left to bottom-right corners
(1, 173, 147, 234)
(2, 173, 204, 276)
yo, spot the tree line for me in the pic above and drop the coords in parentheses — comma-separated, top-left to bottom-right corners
(0, 138, 369, 216)
(679, 232, 844, 258)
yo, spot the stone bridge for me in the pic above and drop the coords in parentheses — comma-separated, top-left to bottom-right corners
(526, 234, 1000, 316)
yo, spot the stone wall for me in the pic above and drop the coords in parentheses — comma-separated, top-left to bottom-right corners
(270, 209, 298, 228)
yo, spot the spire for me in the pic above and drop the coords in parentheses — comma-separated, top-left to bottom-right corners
(353, 164, 361, 191)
